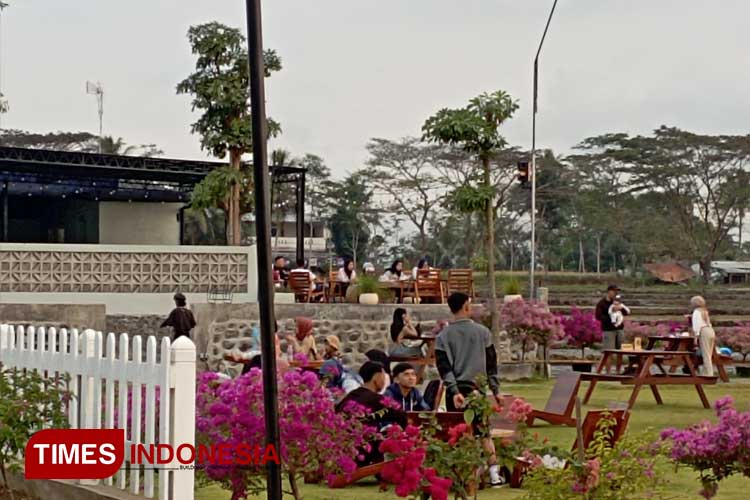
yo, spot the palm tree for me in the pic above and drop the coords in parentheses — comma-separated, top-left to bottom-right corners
(98, 135, 163, 157)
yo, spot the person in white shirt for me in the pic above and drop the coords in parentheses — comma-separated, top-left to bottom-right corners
(608, 295, 629, 328)
(290, 258, 323, 292)
(336, 258, 357, 283)
(380, 259, 407, 282)
(690, 296, 716, 376)
(412, 258, 430, 280)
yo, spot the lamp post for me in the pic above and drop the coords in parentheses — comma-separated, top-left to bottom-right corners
(530, 0, 559, 300)
(244, 1, 282, 498)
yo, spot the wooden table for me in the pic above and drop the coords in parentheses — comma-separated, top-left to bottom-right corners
(647, 335, 732, 382)
(646, 335, 696, 351)
(380, 280, 415, 303)
(582, 349, 717, 410)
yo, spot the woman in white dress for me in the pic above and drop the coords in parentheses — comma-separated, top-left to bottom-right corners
(690, 296, 716, 376)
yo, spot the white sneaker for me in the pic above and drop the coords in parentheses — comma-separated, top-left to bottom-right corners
(489, 465, 504, 487)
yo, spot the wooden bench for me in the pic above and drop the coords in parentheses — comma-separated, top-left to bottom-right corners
(526, 372, 582, 427)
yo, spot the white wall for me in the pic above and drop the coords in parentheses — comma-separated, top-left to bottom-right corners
(0, 243, 259, 315)
(99, 201, 181, 245)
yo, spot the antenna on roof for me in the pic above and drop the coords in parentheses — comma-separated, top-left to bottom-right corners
(86, 81, 104, 153)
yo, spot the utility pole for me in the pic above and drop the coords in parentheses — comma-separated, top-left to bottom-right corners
(530, 0, 559, 300)
(244, 1, 282, 499)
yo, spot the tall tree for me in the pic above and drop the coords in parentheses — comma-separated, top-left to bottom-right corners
(177, 22, 282, 245)
(366, 137, 445, 254)
(295, 154, 331, 238)
(422, 90, 519, 335)
(324, 172, 380, 265)
(0, 129, 99, 150)
(99, 135, 163, 156)
(575, 127, 750, 281)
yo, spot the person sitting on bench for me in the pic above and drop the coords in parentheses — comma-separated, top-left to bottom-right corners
(384, 363, 431, 411)
(335, 361, 407, 466)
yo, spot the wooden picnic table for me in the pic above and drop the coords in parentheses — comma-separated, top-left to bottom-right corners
(582, 349, 717, 410)
(647, 335, 732, 382)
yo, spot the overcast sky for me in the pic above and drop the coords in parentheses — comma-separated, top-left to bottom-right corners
(2, 0, 748, 178)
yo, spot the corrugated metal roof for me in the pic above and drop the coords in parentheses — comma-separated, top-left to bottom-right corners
(644, 262, 696, 283)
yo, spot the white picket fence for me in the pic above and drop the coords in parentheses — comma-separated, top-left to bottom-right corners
(0, 324, 195, 500)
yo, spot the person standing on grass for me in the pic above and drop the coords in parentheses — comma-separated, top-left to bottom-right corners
(595, 285, 630, 373)
(435, 292, 504, 487)
(161, 292, 196, 341)
(690, 296, 716, 376)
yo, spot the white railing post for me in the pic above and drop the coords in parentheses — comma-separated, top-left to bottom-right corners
(79, 329, 98, 486)
(168, 336, 195, 500)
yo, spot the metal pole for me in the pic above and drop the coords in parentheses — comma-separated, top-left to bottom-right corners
(244, 1, 282, 499)
(530, 0, 558, 301)
(296, 172, 305, 264)
(98, 89, 103, 154)
(1, 181, 7, 242)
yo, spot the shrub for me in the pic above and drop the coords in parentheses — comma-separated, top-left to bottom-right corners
(356, 274, 380, 295)
(660, 396, 750, 499)
(0, 368, 71, 491)
(500, 299, 564, 362)
(716, 324, 750, 361)
(502, 277, 522, 296)
(561, 307, 603, 359)
(523, 415, 667, 499)
(195, 368, 377, 499)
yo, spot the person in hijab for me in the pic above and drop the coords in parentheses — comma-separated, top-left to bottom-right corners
(285, 317, 320, 360)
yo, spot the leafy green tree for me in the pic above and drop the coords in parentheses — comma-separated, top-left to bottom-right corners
(99, 135, 163, 156)
(0, 129, 99, 150)
(295, 154, 331, 238)
(177, 22, 282, 245)
(575, 127, 750, 281)
(324, 172, 381, 265)
(366, 137, 445, 254)
(423, 90, 519, 334)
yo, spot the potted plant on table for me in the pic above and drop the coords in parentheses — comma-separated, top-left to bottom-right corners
(561, 306, 603, 372)
(357, 275, 380, 305)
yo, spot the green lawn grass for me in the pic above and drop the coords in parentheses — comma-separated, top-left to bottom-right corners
(196, 378, 750, 499)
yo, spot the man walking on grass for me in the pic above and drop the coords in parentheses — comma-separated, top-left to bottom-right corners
(435, 292, 504, 486)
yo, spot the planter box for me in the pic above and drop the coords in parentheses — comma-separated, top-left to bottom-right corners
(274, 292, 295, 304)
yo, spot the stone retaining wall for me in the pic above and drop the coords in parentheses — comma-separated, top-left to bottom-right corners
(192, 303, 525, 376)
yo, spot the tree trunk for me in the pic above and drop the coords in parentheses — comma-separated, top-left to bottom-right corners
(578, 238, 586, 273)
(484, 156, 499, 336)
(288, 471, 300, 500)
(700, 258, 712, 283)
(509, 242, 515, 272)
(739, 209, 744, 254)
(596, 235, 601, 274)
(227, 149, 242, 246)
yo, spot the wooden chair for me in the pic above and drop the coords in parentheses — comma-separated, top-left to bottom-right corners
(289, 273, 324, 303)
(326, 271, 345, 303)
(415, 269, 445, 304)
(572, 409, 630, 453)
(447, 269, 475, 298)
(525, 372, 582, 427)
(422, 379, 444, 411)
(511, 408, 630, 488)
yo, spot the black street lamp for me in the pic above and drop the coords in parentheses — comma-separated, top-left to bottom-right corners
(530, 0, 559, 300)
(244, 1, 283, 498)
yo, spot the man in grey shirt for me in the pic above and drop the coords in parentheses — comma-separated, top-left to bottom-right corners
(435, 292, 503, 486)
(436, 292, 501, 411)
